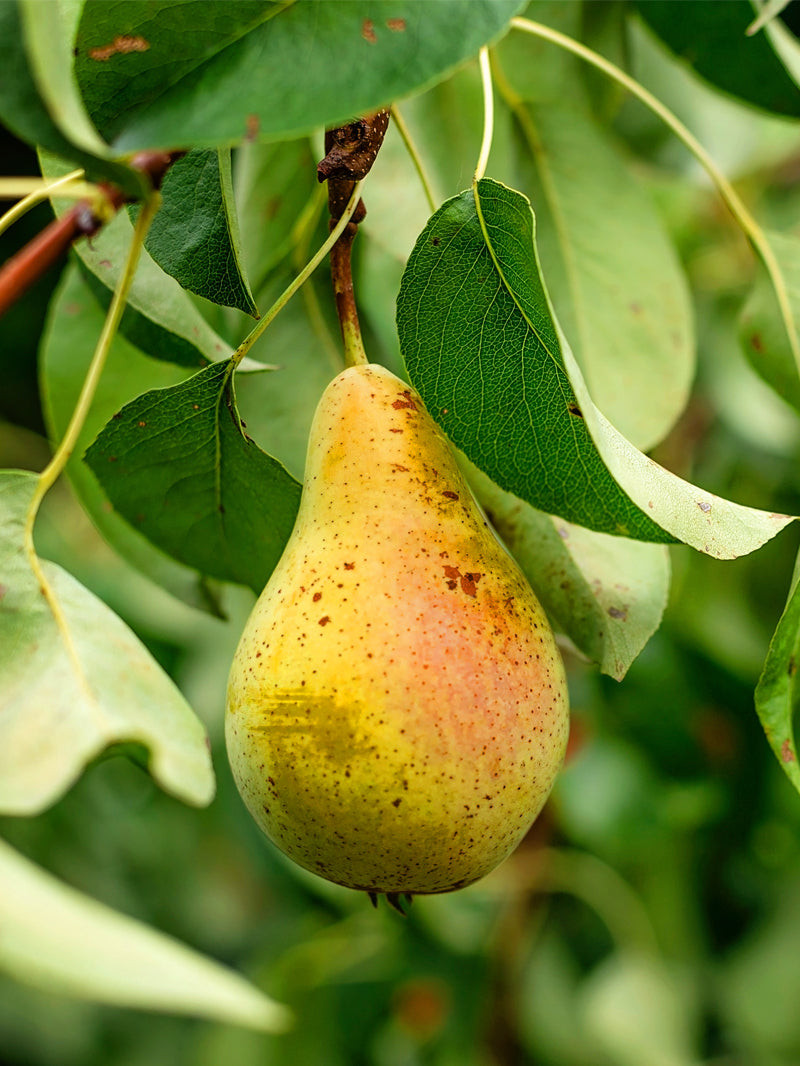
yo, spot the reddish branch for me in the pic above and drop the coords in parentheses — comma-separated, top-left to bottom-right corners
(317, 110, 390, 352)
(0, 150, 180, 319)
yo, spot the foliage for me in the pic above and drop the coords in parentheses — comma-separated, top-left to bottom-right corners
(2, 0, 800, 1062)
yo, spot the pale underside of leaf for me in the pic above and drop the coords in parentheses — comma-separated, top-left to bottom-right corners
(0, 470, 214, 815)
(470, 463, 670, 680)
(0, 838, 291, 1031)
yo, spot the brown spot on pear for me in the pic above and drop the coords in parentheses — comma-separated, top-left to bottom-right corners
(225, 363, 569, 896)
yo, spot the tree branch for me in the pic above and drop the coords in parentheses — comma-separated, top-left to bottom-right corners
(0, 150, 181, 319)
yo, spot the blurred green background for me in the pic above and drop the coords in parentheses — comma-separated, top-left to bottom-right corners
(4, 31, 800, 1065)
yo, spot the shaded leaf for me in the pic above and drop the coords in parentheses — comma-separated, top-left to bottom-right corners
(739, 229, 800, 413)
(84, 361, 302, 593)
(471, 465, 670, 680)
(0, 470, 215, 816)
(634, 0, 800, 117)
(0, 838, 291, 1031)
(40, 265, 216, 612)
(39, 151, 233, 370)
(501, 99, 694, 451)
(754, 558, 800, 795)
(396, 179, 793, 557)
(0, 1, 144, 196)
(138, 148, 258, 316)
(80, 0, 524, 152)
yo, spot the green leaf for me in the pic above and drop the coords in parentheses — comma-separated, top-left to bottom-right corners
(396, 179, 793, 558)
(0, 838, 291, 1031)
(138, 148, 258, 317)
(0, 1, 143, 195)
(470, 465, 670, 680)
(40, 264, 219, 612)
(500, 99, 694, 451)
(754, 558, 800, 796)
(740, 230, 800, 414)
(0, 470, 215, 816)
(39, 151, 234, 370)
(234, 136, 321, 295)
(634, 0, 800, 117)
(80, 0, 524, 152)
(84, 361, 302, 593)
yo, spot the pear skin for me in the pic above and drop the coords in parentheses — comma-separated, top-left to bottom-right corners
(225, 363, 569, 895)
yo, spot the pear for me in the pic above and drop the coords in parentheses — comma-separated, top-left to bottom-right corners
(225, 363, 569, 897)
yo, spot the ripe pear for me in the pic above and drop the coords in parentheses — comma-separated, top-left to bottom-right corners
(225, 363, 569, 897)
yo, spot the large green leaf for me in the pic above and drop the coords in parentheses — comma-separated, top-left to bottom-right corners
(501, 99, 694, 451)
(739, 230, 800, 414)
(0, 838, 290, 1030)
(754, 556, 800, 796)
(84, 361, 302, 593)
(634, 0, 800, 117)
(0, 470, 214, 816)
(0, 1, 142, 195)
(77, 0, 524, 152)
(138, 148, 258, 317)
(396, 179, 793, 557)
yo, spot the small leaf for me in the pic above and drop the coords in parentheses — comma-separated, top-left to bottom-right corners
(471, 466, 670, 680)
(740, 229, 800, 413)
(138, 148, 258, 317)
(80, 0, 524, 152)
(754, 559, 800, 795)
(84, 361, 302, 593)
(634, 0, 800, 116)
(396, 179, 793, 558)
(39, 151, 234, 370)
(0, 470, 215, 816)
(0, 838, 291, 1031)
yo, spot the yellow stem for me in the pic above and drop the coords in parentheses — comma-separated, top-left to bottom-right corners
(0, 170, 85, 238)
(474, 47, 495, 184)
(231, 181, 364, 370)
(23, 192, 161, 556)
(511, 16, 800, 374)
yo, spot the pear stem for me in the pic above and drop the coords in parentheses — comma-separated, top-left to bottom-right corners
(318, 110, 391, 369)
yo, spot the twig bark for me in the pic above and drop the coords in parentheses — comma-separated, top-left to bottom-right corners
(317, 110, 390, 367)
(0, 150, 180, 319)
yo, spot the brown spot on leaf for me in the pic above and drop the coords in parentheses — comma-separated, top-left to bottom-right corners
(88, 35, 150, 61)
(567, 402, 583, 418)
(697, 500, 711, 513)
(607, 605, 628, 621)
(137, 420, 146, 428)
(781, 738, 796, 763)
(362, 18, 377, 42)
(245, 114, 260, 141)
(386, 18, 406, 31)
(750, 333, 764, 353)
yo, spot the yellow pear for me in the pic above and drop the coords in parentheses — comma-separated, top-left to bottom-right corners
(225, 363, 569, 898)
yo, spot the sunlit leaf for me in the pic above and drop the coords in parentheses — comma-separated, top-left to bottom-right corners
(0, 838, 291, 1031)
(396, 179, 793, 557)
(0, 470, 215, 816)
